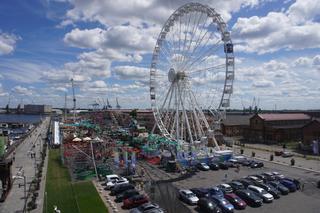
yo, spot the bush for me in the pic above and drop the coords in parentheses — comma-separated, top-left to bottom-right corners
(27, 200, 37, 210)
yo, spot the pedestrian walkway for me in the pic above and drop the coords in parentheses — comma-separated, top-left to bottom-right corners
(0, 117, 50, 213)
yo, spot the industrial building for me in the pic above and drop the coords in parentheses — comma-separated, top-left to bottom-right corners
(24, 104, 52, 114)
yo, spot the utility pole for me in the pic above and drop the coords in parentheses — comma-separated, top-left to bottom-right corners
(71, 78, 76, 123)
(64, 93, 67, 122)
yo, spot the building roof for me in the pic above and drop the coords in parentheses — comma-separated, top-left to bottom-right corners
(257, 113, 310, 121)
(269, 124, 306, 129)
(222, 114, 253, 126)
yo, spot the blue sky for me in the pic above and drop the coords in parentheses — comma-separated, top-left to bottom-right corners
(0, 0, 319, 110)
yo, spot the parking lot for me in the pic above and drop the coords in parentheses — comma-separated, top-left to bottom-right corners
(173, 160, 320, 213)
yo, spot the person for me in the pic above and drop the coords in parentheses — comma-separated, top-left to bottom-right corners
(12, 150, 16, 161)
(301, 182, 305, 191)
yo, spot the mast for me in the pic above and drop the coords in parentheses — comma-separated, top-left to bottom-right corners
(116, 97, 121, 109)
(71, 78, 76, 123)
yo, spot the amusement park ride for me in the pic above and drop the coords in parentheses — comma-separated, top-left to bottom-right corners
(150, 3, 234, 159)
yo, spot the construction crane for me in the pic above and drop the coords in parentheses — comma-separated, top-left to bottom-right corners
(116, 97, 121, 109)
(106, 98, 112, 109)
(71, 78, 76, 123)
(5, 92, 12, 113)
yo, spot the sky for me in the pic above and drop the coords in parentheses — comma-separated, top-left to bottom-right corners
(0, 0, 319, 110)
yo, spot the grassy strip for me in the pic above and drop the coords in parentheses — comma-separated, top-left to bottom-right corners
(44, 149, 108, 213)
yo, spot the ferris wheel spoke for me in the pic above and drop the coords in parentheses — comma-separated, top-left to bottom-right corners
(184, 40, 222, 73)
(180, 11, 203, 71)
(187, 63, 226, 75)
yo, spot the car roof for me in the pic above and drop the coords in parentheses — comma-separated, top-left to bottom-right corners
(220, 183, 231, 188)
(248, 185, 264, 192)
(106, 174, 118, 178)
(180, 189, 193, 194)
(225, 193, 237, 198)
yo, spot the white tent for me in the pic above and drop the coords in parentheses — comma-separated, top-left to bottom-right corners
(82, 137, 92, 141)
(72, 137, 82, 142)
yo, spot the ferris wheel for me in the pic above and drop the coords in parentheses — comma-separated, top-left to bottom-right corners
(150, 3, 234, 149)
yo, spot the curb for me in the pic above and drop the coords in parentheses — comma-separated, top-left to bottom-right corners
(247, 155, 320, 174)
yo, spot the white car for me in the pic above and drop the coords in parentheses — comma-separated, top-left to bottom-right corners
(248, 185, 274, 203)
(179, 189, 199, 205)
(106, 174, 119, 183)
(106, 177, 129, 189)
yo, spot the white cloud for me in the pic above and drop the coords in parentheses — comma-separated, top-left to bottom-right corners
(113, 65, 149, 80)
(233, 0, 320, 54)
(64, 28, 106, 49)
(0, 31, 20, 55)
(91, 80, 107, 88)
(12, 85, 33, 96)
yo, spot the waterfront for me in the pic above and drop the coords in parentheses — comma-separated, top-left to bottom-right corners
(0, 114, 43, 124)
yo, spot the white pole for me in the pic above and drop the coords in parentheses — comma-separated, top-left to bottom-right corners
(90, 141, 99, 179)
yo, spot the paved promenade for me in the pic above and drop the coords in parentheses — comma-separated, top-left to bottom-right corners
(0, 117, 50, 213)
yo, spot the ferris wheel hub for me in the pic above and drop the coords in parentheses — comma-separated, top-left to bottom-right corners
(168, 68, 187, 83)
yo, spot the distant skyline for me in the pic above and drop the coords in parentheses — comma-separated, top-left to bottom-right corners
(0, 0, 319, 110)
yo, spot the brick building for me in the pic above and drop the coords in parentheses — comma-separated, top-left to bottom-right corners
(221, 114, 252, 136)
(244, 113, 311, 144)
(302, 119, 320, 145)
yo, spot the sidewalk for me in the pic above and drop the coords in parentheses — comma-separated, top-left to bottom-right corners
(0, 117, 50, 213)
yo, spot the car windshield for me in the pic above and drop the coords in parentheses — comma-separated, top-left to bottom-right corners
(221, 199, 228, 205)
(261, 189, 268, 194)
(233, 197, 241, 202)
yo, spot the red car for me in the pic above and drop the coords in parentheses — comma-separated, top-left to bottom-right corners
(224, 193, 247, 210)
(123, 194, 149, 209)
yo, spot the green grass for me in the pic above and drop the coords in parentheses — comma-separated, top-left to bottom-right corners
(44, 149, 108, 213)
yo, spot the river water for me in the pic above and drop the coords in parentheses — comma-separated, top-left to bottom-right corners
(0, 114, 43, 124)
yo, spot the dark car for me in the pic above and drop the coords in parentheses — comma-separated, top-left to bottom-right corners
(255, 174, 268, 182)
(237, 179, 254, 188)
(123, 194, 149, 209)
(224, 193, 247, 210)
(209, 162, 220, 170)
(228, 181, 245, 191)
(283, 178, 301, 190)
(262, 172, 276, 181)
(235, 189, 263, 207)
(219, 162, 229, 170)
(210, 195, 234, 213)
(197, 162, 210, 171)
(279, 179, 297, 192)
(255, 183, 280, 199)
(115, 189, 139, 203)
(197, 197, 222, 213)
(190, 187, 209, 198)
(250, 161, 264, 168)
(110, 183, 135, 196)
(241, 160, 253, 167)
(218, 184, 233, 194)
(208, 187, 224, 198)
(268, 181, 289, 195)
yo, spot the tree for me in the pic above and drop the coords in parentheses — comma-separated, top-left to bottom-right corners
(130, 109, 138, 119)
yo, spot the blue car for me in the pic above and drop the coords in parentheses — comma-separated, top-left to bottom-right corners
(279, 179, 296, 192)
(210, 195, 234, 213)
(208, 187, 224, 198)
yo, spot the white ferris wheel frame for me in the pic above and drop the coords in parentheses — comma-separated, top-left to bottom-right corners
(150, 2, 234, 148)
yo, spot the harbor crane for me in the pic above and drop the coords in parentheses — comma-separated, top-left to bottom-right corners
(116, 98, 121, 109)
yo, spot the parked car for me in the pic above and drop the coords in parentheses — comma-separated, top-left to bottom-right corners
(218, 162, 229, 170)
(106, 174, 119, 182)
(262, 172, 276, 181)
(241, 160, 253, 167)
(123, 194, 149, 209)
(208, 187, 224, 198)
(110, 183, 135, 196)
(129, 203, 164, 213)
(197, 162, 210, 171)
(272, 171, 285, 179)
(250, 161, 264, 168)
(282, 178, 301, 190)
(246, 176, 263, 184)
(179, 189, 199, 205)
(255, 174, 268, 182)
(255, 183, 280, 199)
(237, 179, 254, 188)
(224, 193, 247, 210)
(274, 151, 283, 156)
(279, 179, 297, 192)
(235, 189, 263, 207)
(106, 177, 129, 190)
(209, 162, 220, 170)
(190, 187, 209, 198)
(228, 181, 245, 191)
(268, 181, 289, 195)
(218, 184, 233, 194)
(210, 195, 234, 213)
(197, 197, 222, 213)
(115, 189, 139, 203)
(247, 185, 274, 203)
(282, 152, 294, 158)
